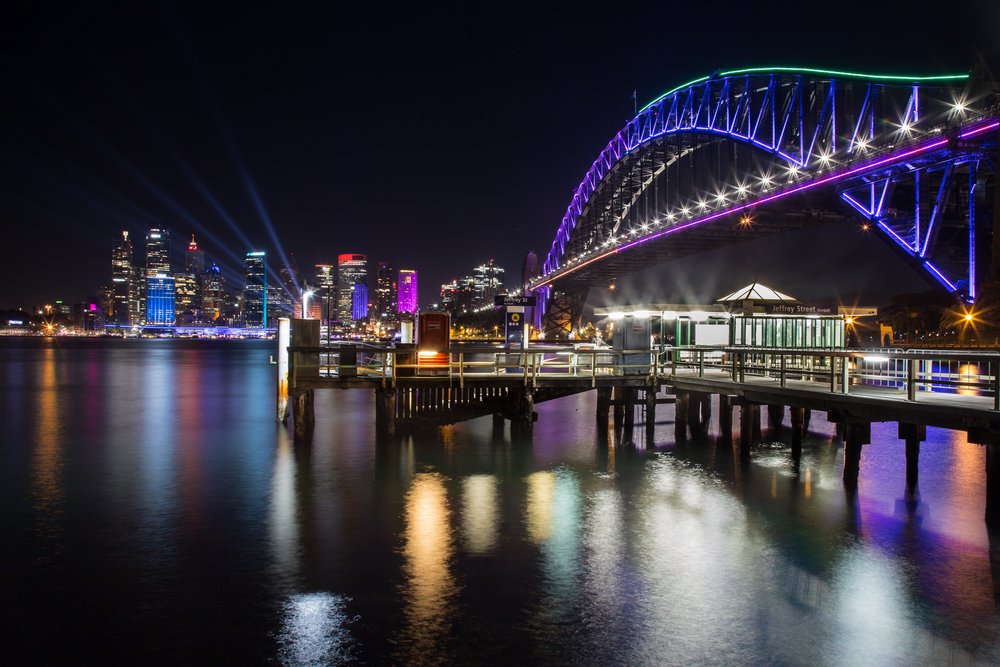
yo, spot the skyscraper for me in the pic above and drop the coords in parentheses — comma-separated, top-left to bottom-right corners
(352, 283, 369, 322)
(146, 228, 170, 277)
(243, 251, 267, 328)
(315, 264, 336, 325)
(111, 231, 134, 325)
(473, 259, 505, 309)
(201, 263, 224, 321)
(185, 234, 204, 274)
(375, 261, 397, 323)
(398, 269, 418, 314)
(145, 275, 176, 325)
(337, 254, 367, 323)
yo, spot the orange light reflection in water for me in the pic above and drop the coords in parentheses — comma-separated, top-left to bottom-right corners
(32, 346, 64, 551)
(399, 473, 456, 661)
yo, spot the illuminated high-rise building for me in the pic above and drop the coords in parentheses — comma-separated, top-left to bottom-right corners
(315, 264, 336, 325)
(375, 261, 397, 322)
(146, 228, 170, 277)
(440, 276, 476, 314)
(337, 254, 367, 323)
(243, 251, 267, 328)
(473, 259, 505, 309)
(185, 234, 204, 274)
(352, 283, 369, 322)
(398, 269, 418, 314)
(111, 231, 134, 325)
(200, 263, 224, 321)
(174, 273, 199, 318)
(145, 275, 176, 325)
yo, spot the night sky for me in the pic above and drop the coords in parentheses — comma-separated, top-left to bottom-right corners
(3, 1, 999, 309)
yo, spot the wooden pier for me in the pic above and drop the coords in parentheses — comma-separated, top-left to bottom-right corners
(277, 318, 1000, 524)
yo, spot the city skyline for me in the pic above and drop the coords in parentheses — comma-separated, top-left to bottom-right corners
(2, 3, 998, 310)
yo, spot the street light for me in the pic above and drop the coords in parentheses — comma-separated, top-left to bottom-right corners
(302, 289, 315, 319)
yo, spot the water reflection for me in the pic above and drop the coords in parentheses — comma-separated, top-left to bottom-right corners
(461, 474, 498, 554)
(276, 592, 354, 665)
(525, 471, 555, 544)
(32, 346, 63, 554)
(399, 472, 456, 661)
(527, 468, 582, 658)
(269, 429, 300, 589)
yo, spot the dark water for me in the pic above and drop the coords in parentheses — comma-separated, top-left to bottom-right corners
(2, 337, 1000, 665)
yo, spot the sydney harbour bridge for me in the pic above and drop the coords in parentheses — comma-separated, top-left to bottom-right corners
(526, 66, 1000, 336)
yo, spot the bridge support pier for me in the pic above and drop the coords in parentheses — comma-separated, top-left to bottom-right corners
(675, 391, 689, 442)
(718, 395, 733, 440)
(292, 389, 315, 442)
(842, 422, 871, 490)
(898, 423, 926, 490)
(790, 407, 805, 461)
(375, 386, 396, 437)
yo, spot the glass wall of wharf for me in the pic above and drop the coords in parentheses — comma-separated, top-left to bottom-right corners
(730, 315, 845, 349)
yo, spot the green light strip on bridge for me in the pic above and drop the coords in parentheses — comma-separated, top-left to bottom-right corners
(638, 67, 970, 115)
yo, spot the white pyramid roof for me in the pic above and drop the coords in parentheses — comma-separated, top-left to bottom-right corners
(717, 282, 798, 303)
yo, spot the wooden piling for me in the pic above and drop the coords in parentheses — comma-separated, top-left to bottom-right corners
(842, 422, 871, 489)
(596, 387, 612, 426)
(737, 402, 756, 465)
(988, 443, 1000, 527)
(375, 386, 396, 437)
(292, 389, 314, 442)
(613, 385, 626, 429)
(624, 388, 636, 429)
(898, 423, 926, 489)
(645, 384, 657, 439)
(790, 407, 804, 461)
(718, 394, 733, 440)
(675, 390, 689, 442)
(767, 404, 784, 431)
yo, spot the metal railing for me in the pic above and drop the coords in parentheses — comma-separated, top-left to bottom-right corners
(286, 342, 1000, 410)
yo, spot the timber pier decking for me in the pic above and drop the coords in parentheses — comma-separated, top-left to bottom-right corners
(277, 319, 1000, 523)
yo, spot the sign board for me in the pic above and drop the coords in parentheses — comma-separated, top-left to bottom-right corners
(505, 310, 525, 347)
(495, 295, 536, 307)
(838, 306, 878, 317)
(764, 303, 837, 316)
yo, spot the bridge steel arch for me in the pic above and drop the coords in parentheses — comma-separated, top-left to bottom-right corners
(530, 67, 998, 337)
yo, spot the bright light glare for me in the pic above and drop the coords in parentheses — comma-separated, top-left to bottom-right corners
(609, 312, 625, 320)
(632, 310, 650, 319)
(863, 355, 889, 363)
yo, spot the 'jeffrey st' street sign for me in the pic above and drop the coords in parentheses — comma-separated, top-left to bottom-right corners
(495, 295, 536, 307)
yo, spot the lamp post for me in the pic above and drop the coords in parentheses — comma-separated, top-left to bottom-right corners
(302, 289, 315, 319)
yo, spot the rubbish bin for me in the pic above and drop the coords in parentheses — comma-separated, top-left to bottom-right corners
(338, 344, 357, 378)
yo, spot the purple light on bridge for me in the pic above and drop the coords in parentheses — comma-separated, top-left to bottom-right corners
(537, 129, 970, 287)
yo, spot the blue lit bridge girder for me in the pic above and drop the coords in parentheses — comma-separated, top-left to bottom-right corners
(528, 67, 999, 336)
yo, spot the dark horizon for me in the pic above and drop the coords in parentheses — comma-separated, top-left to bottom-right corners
(2, 2, 999, 309)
